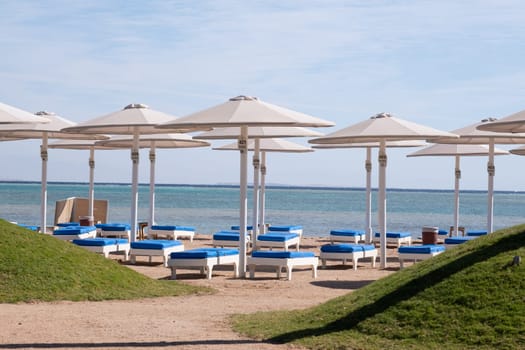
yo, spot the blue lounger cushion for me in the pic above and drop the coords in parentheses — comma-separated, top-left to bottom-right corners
(54, 226, 97, 235)
(321, 244, 376, 253)
(230, 225, 253, 231)
(330, 229, 365, 236)
(398, 245, 445, 254)
(374, 232, 411, 238)
(17, 224, 39, 231)
(438, 229, 448, 235)
(170, 248, 238, 259)
(213, 231, 242, 241)
(268, 225, 302, 232)
(445, 236, 477, 245)
(96, 223, 131, 231)
(257, 233, 298, 242)
(57, 222, 80, 227)
(251, 251, 315, 259)
(467, 230, 487, 236)
(130, 240, 182, 249)
(150, 225, 195, 231)
(73, 238, 128, 247)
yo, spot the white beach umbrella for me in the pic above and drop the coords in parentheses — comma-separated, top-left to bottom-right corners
(433, 118, 525, 234)
(309, 112, 458, 269)
(313, 140, 425, 243)
(96, 134, 209, 227)
(214, 138, 314, 238)
(0, 111, 107, 233)
(477, 108, 525, 133)
(48, 139, 117, 219)
(407, 143, 509, 236)
(196, 126, 322, 238)
(157, 95, 334, 277)
(62, 103, 189, 241)
(0, 102, 50, 124)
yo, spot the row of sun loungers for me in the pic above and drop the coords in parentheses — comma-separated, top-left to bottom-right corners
(45, 221, 486, 279)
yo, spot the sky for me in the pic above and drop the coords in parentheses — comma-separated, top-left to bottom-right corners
(1, 0, 525, 191)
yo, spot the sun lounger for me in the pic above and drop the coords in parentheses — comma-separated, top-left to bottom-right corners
(256, 233, 300, 251)
(129, 239, 184, 267)
(96, 223, 131, 241)
(329, 229, 365, 244)
(320, 243, 377, 270)
(247, 251, 318, 280)
(212, 230, 250, 248)
(268, 225, 303, 237)
(398, 244, 445, 268)
(444, 236, 477, 249)
(148, 225, 195, 242)
(230, 225, 254, 235)
(168, 248, 239, 280)
(53, 225, 97, 241)
(73, 238, 130, 260)
(467, 230, 488, 237)
(373, 231, 412, 247)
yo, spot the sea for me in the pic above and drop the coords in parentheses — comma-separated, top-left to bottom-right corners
(1, 181, 525, 239)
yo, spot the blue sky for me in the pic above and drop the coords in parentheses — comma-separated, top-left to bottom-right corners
(1, 0, 525, 190)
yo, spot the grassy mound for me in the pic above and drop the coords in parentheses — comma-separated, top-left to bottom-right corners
(0, 220, 210, 303)
(233, 224, 525, 349)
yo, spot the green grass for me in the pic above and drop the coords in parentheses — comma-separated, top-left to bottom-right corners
(232, 224, 525, 349)
(0, 220, 211, 303)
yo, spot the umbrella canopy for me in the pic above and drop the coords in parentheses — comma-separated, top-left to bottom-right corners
(509, 145, 525, 155)
(313, 140, 425, 243)
(62, 103, 186, 241)
(0, 102, 50, 124)
(157, 95, 334, 277)
(432, 118, 525, 233)
(96, 134, 210, 226)
(477, 109, 525, 133)
(0, 111, 108, 233)
(309, 112, 457, 269)
(408, 143, 509, 236)
(214, 138, 313, 237)
(48, 139, 118, 219)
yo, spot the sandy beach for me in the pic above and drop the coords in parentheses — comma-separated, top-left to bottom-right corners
(0, 234, 404, 350)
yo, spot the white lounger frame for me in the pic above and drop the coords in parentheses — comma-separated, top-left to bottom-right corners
(168, 254, 239, 280)
(98, 229, 131, 241)
(77, 242, 130, 260)
(130, 245, 185, 267)
(148, 228, 194, 242)
(255, 236, 300, 251)
(247, 256, 318, 281)
(329, 233, 365, 244)
(373, 235, 412, 248)
(53, 229, 97, 241)
(320, 248, 378, 271)
(398, 251, 444, 268)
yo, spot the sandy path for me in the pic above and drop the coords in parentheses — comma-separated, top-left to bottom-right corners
(0, 236, 400, 350)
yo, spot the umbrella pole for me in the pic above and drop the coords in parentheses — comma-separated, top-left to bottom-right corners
(487, 140, 495, 233)
(40, 133, 48, 233)
(239, 126, 248, 277)
(454, 156, 460, 236)
(259, 152, 267, 234)
(365, 147, 373, 243)
(88, 146, 95, 218)
(130, 128, 140, 242)
(149, 142, 156, 228)
(252, 139, 261, 242)
(378, 140, 387, 269)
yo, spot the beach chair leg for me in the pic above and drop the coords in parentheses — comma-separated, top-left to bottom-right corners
(371, 254, 377, 268)
(233, 262, 239, 278)
(399, 259, 405, 269)
(353, 257, 358, 271)
(130, 256, 136, 265)
(206, 263, 213, 279)
(248, 265, 255, 279)
(170, 267, 177, 280)
(312, 264, 318, 278)
(286, 266, 292, 281)
(276, 266, 282, 279)
(321, 259, 327, 268)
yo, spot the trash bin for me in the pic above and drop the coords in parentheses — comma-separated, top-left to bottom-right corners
(422, 226, 438, 244)
(79, 215, 94, 226)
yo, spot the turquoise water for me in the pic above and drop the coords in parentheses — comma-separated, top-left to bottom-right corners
(1, 181, 524, 238)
